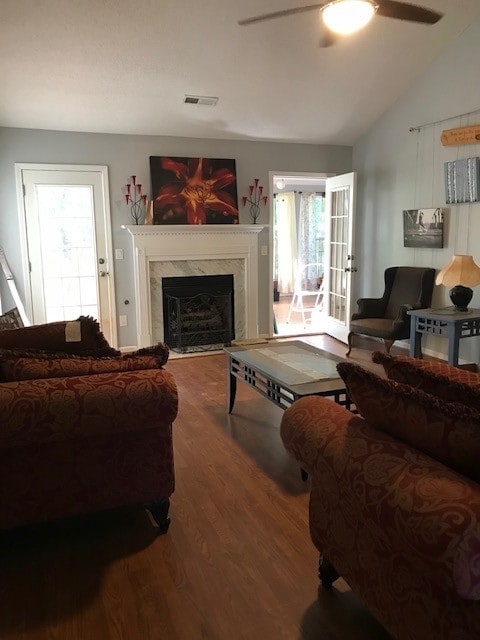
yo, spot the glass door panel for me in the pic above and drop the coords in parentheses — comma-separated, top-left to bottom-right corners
(323, 173, 357, 343)
(36, 185, 99, 322)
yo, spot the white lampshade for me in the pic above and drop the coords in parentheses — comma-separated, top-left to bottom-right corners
(322, 0, 376, 35)
(436, 255, 480, 287)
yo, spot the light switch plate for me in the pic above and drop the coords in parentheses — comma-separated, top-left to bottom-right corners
(119, 315, 127, 326)
(115, 249, 124, 260)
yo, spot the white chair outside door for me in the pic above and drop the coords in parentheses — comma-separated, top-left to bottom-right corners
(286, 263, 324, 327)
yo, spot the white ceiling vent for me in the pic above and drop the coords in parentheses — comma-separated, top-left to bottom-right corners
(184, 95, 218, 106)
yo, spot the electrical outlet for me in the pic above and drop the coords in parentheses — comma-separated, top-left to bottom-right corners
(261, 245, 268, 256)
(115, 249, 124, 260)
(119, 315, 128, 327)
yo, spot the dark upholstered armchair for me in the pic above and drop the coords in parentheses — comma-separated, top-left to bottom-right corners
(346, 266, 435, 356)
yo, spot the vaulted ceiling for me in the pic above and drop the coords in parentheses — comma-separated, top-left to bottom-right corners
(2, 1, 479, 145)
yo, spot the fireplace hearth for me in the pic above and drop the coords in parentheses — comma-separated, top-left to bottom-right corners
(162, 275, 235, 353)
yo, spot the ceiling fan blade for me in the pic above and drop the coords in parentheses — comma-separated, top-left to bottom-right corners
(238, 3, 325, 26)
(376, 0, 443, 24)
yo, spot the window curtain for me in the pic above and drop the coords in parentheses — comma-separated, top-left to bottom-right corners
(275, 192, 297, 293)
(297, 192, 325, 289)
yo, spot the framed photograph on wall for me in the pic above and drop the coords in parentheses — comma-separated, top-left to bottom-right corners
(150, 156, 239, 225)
(403, 208, 445, 248)
(444, 157, 480, 204)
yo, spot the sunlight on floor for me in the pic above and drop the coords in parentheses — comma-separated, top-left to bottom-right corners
(274, 293, 325, 337)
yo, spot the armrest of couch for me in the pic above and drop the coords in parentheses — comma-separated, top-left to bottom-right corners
(0, 369, 178, 448)
(281, 396, 480, 600)
(281, 394, 366, 475)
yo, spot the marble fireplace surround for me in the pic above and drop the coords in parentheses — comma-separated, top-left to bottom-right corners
(123, 225, 265, 348)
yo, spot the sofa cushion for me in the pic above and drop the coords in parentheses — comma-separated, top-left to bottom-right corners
(0, 316, 119, 356)
(0, 344, 170, 381)
(337, 361, 480, 483)
(372, 351, 480, 410)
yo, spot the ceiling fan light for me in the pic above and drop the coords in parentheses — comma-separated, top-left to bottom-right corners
(322, 0, 376, 35)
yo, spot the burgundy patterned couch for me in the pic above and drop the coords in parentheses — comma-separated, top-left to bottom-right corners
(0, 318, 178, 532)
(281, 353, 480, 640)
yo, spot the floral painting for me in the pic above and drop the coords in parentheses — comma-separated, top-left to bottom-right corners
(150, 156, 239, 225)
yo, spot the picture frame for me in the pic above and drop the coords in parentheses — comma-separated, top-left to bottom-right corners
(403, 208, 445, 248)
(444, 157, 480, 204)
(150, 156, 239, 225)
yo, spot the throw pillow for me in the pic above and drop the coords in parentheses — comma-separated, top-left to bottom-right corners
(123, 343, 169, 367)
(0, 343, 169, 382)
(0, 316, 119, 356)
(337, 361, 480, 483)
(372, 351, 480, 410)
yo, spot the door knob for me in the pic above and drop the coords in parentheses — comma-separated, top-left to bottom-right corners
(99, 270, 109, 277)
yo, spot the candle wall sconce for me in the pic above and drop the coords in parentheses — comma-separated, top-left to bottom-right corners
(242, 178, 268, 224)
(123, 175, 147, 225)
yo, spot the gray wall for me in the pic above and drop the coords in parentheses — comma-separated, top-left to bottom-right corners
(0, 127, 351, 345)
(353, 16, 480, 361)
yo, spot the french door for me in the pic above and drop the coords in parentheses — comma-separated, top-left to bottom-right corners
(322, 172, 357, 344)
(16, 164, 117, 346)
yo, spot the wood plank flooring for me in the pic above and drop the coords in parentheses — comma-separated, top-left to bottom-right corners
(0, 335, 393, 640)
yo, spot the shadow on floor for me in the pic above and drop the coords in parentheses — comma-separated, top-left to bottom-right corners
(0, 508, 160, 635)
(300, 588, 391, 640)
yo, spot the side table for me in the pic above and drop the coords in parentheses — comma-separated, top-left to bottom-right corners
(407, 308, 480, 366)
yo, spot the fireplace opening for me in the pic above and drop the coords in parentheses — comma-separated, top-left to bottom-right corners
(162, 275, 235, 353)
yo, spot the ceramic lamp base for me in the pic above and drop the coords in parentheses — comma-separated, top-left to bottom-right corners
(449, 285, 473, 312)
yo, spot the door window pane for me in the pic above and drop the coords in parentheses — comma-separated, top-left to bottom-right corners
(35, 185, 99, 322)
(329, 187, 349, 322)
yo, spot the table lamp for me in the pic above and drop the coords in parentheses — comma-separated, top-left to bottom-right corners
(436, 254, 480, 311)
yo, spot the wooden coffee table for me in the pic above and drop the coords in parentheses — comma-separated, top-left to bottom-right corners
(224, 340, 352, 414)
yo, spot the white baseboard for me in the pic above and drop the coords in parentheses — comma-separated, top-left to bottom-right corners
(373, 337, 473, 366)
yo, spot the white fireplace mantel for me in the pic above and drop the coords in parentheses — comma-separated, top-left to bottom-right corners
(123, 224, 267, 348)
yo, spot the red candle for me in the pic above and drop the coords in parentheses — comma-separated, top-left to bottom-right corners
(254, 178, 259, 186)
(241, 196, 247, 206)
(124, 194, 130, 204)
(137, 184, 142, 193)
(125, 183, 131, 194)
(141, 194, 147, 204)
(131, 175, 136, 185)
(263, 196, 268, 206)
(249, 185, 254, 195)
(259, 186, 263, 196)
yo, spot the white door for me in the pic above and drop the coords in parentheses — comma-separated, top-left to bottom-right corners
(16, 164, 117, 347)
(322, 172, 357, 344)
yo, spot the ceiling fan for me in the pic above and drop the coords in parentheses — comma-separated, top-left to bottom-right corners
(238, 0, 443, 47)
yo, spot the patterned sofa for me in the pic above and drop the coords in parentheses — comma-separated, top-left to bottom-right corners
(281, 353, 480, 640)
(0, 317, 178, 532)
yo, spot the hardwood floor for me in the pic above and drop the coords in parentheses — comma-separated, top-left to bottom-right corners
(0, 336, 392, 640)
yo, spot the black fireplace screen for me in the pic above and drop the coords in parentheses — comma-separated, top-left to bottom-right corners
(162, 275, 235, 353)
